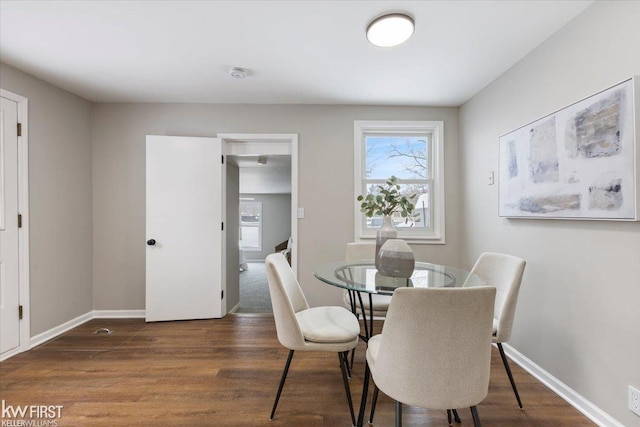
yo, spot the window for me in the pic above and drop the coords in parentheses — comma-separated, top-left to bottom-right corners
(239, 200, 262, 251)
(354, 121, 445, 243)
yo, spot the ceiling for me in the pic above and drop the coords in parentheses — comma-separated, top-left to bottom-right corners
(0, 1, 593, 106)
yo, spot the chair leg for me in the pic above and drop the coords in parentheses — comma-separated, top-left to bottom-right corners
(447, 410, 453, 426)
(270, 350, 294, 420)
(369, 385, 379, 424)
(343, 351, 351, 379)
(470, 406, 482, 427)
(338, 352, 356, 426)
(395, 401, 402, 427)
(357, 362, 371, 427)
(497, 342, 523, 409)
(453, 408, 461, 423)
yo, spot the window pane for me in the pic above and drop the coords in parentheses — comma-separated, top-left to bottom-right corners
(239, 226, 260, 249)
(240, 202, 261, 225)
(239, 200, 261, 250)
(363, 183, 430, 229)
(365, 136, 428, 180)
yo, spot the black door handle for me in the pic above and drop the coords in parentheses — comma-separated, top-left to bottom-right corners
(147, 239, 156, 246)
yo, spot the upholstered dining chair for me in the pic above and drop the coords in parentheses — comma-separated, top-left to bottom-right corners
(365, 287, 496, 427)
(265, 253, 360, 425)
(467, 252, 527, 409)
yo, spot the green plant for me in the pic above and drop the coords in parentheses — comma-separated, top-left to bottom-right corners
(357, 176, 417, 222)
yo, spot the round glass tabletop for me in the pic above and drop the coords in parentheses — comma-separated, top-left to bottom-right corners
(314, 260, 486, 295)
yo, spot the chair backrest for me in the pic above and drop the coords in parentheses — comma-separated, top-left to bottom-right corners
(371, 287, 496, 410)
(265, 253, 309, 350)
(469, 252, 526, 342)
(345, 242, 376, 261)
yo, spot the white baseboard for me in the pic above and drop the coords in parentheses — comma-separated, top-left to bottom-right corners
(26, 310, 145, 352)
(228, 302, 241, 314)
(502, 343, 624, 427)
(93, 309, 145, 318)
(29, 311, 93, 349)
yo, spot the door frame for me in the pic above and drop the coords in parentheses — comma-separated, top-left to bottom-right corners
(0, 88, 30, 360)
(218, 133, 299, 276)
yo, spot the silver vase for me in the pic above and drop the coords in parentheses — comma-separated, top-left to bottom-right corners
(375, 215, 397, 270)
(377, 239, 415, 278)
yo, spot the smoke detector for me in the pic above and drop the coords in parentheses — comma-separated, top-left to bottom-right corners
(229, 67, 250, 79)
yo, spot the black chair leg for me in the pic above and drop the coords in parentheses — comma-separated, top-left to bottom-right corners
(470, 406, 482, 427)
(357, 363, 371, 427)
(343, 351, 351, 379)
(270, 350, 294, 420)
(447, 410, 453, 426)
(497, 342, 523, 409)
(453, 408, 461, 423)
(395, 401, 402, 427)
(338, 352, 356, 426)
(369, 385, 379, 424)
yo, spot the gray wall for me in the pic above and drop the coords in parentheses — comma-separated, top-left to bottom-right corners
(0, 63, 93, 336)
(241, 193, 291, 261)
(91, 103, 461, 309)
(226, 163, 240, 312)
(459, 2, 640, 425)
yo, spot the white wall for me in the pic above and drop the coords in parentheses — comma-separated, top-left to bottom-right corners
(0, 63, 93, 336)
(91, 103, 461, 309)
(459, 2, 640, 425)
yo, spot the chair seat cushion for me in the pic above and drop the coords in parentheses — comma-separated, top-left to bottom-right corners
(343, 292, 392, 311)
(296, 306, 360, 343)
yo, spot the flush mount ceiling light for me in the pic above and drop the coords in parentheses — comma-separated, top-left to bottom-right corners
(366, 13, 414, 47)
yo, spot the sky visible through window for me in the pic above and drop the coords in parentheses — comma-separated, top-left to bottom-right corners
(365, 136, 428, 180)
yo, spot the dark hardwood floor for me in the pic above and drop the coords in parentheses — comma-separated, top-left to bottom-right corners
(0, 315, 594, 426)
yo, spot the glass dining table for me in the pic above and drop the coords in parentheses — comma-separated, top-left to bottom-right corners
(314, 260, 487, 341)
(313, 260, 488, 427)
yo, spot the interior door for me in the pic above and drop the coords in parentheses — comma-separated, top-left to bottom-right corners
(0, 96, 21, 354)
(146, 135, 223, 322)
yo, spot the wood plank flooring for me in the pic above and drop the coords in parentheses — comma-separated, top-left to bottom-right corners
(0, 315, 594, 426)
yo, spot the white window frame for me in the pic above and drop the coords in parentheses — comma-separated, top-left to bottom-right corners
(354, 120, 445, 244)
(239, 200, 263, 251)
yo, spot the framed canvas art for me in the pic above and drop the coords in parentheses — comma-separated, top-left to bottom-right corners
(498, 77, 640, 220)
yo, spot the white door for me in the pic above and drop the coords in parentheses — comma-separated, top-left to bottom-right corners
(0, 96, 21, 354)
(146, 136, 224, 322)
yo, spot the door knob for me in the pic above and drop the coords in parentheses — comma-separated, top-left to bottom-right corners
(147, 239, 156, 246)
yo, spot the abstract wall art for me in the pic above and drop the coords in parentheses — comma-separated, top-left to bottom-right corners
(499, 77, 639, 220)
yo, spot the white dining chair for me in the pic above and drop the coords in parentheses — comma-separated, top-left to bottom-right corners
(468, 252, 527, 409)
(364, 286, 496, 427)
(265, 253, 360, 424)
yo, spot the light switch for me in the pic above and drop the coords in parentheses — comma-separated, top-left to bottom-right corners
(488, 171, 495, 186)
(297, 207, 305, 219)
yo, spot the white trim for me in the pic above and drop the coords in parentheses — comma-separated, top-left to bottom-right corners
(353, 120, 445, 244)
(93, 310, 146, 318)
(502, 343, 624, 427)
(228, 301, 241, 314)
(0, 89, 30, 358)
(218, 133, 299, 277)
(29, 311, 93, 349)
(3, 310, 147, 360)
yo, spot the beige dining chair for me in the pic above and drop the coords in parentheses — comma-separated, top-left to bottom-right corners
(468, 252, 527, 409)
(265, 253, 360, 425)
(365, 286, 496, 427)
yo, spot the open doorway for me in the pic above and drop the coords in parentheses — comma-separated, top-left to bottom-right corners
(221, 134, 297, 314)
